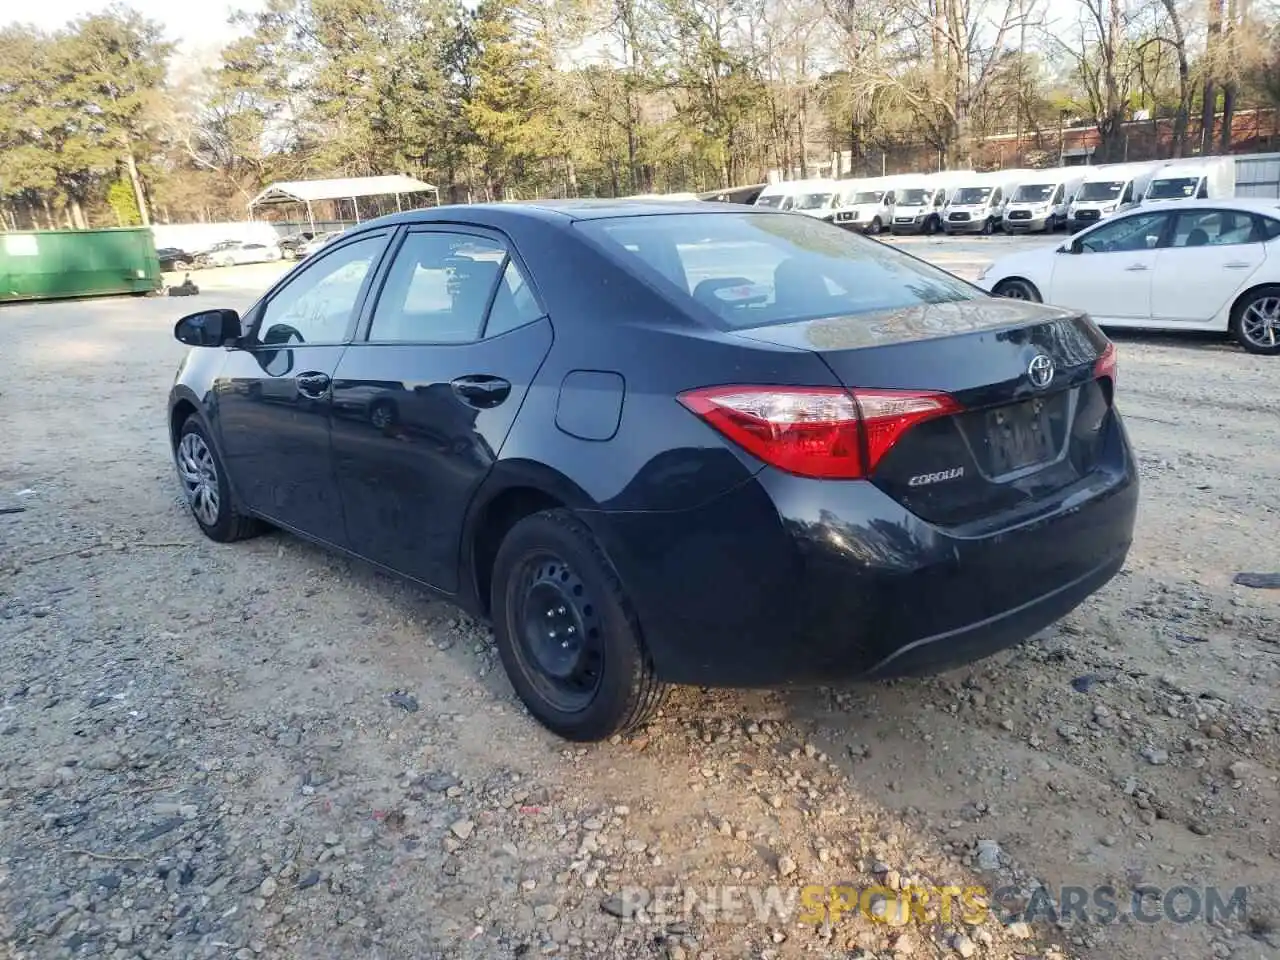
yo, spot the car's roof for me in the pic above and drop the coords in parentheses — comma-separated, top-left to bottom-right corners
(351, 198, 771, 231)
(1137, 196, 1280, 215)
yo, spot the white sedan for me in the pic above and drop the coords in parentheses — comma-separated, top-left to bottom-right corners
(976, 197, 1280, 355)
(202, 241, 283, 268)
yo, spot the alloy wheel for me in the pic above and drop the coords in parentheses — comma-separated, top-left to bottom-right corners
(1240, 296, 1280, 350)
(177, 432, 220, 527)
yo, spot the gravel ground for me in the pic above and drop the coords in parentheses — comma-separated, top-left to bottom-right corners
(1, 239, 1278, 960)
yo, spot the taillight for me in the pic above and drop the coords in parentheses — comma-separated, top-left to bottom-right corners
(1094, 341, 1118, 384)
(677, 385, 960, 479)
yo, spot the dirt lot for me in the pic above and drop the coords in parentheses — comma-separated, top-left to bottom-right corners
(1, 241, 1278, 960)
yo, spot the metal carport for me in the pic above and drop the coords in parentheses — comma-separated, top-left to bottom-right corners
(248, 175, 439, 232)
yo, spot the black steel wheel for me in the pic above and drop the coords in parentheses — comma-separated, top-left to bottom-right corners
(514, 554, 605, 713)
(491, 509, 667, 741)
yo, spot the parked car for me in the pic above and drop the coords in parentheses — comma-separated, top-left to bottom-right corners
(1003, 169, 1089, 233)
(299, 231, 342, 258)
(942, 169, 1039, 235)
(196, 241, 283, 268)
(1143, 156, 1235, 203)
(168, 201, 1137, 740)
(978, 197, 1280, 354)
(888, 170, 975, 235)
(278, 234, 314, 260)
(1066, 161, 1166, 232)
(155, 246, 195, 271)
(830, 175, 916, 235)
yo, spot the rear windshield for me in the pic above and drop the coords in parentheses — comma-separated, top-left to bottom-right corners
(952, 187, 992, 204)
(1013, 183, 1054, 202)
(575, 212, 978, 331)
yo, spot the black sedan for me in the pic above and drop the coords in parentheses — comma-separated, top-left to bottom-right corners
(157, 246, 194, 271)
(167, 201, 1138, 741)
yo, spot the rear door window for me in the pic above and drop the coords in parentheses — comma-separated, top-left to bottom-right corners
(368, 233, 506, 343)
(576, 212, 978, 331)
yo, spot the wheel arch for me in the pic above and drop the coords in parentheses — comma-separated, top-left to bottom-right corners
(1228, 281, 1280, 326)
(461, 460, 600, 618)
(991, 275, 1043, 300)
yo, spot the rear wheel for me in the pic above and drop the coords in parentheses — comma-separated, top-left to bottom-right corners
(175, 417, 262, 542)
(993, 278, 1042, 302)
(490, 509, 667, 741)
(1231, 287, 1280, 355)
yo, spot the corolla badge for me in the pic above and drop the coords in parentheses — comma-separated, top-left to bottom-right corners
(1028, 354, 1055, 388)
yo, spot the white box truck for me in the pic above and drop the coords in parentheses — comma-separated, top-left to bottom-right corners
(831, 175, 915, 235)
(942, 169, 1038, 235)
(1003, 168, 1089, 233)
(888, 170, 976, 235)
(1066, 161, 1166, 231)
(1143, 156, 1235, 202)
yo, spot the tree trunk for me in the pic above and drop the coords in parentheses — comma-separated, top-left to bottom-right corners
(1159, 0, 1191, 158)
(122, 139, 151, 227)
(1219, 0, 1240, 152)
(1200, 0, 1224, 154)
(40, 195, 56, 230)
(69, 197, 87, 230)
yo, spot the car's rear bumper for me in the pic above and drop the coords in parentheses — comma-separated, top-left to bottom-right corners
(592, 415, 1137, 687)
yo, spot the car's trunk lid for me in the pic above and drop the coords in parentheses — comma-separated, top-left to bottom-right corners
(731, 300, 1117, 526)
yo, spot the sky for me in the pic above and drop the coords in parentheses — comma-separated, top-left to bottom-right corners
(2, 0, 265, 58)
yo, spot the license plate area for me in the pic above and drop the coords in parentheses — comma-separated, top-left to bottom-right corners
(985, 397, 1059, 475)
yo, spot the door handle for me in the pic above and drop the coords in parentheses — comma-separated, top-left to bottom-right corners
(295, 371, 331, 399)
(1223, 261, 1251, 269)
(451, 375, 511, 409)
(1124, 264, 1149, 271)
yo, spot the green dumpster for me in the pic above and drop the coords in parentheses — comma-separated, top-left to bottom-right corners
(0, 228, 162, 302)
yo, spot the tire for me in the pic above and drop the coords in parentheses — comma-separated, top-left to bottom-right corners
(867, 217, 882, 236)
(174, 416, 262, 542)
(993, 278, 1042, 302)
(490, 509, 668, 741)
(1230, 286, 1280, 356)
(982, 217, 994, 236)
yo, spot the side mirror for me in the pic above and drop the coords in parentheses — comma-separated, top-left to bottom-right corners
(1061, 239, 1082, 254)
(174, 308, 241, 347)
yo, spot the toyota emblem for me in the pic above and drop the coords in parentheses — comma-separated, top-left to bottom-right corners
(1028, 354, 1054, 388)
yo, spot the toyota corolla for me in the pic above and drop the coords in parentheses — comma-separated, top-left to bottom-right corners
(168, 201, 1138, 741)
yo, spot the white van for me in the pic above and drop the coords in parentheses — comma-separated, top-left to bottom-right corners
(1143, 157, 1236, 203)
(754, 181, 802, 211)
(1003, 169, 1089, 233)
(940, 169, 1036, 235)
(888, 171, 976, 235)
(1066, 162, 1165, 231)
(787, 179, 847, 220)
(831, 175, 914, 235)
